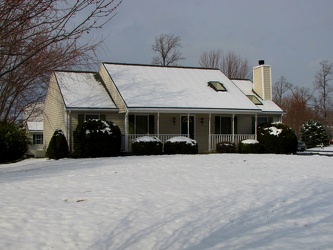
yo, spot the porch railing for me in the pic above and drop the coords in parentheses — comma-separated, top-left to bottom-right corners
(210, 134, 256, 152)
(124, 134, 189, 152)
(121, 133, 256, 152)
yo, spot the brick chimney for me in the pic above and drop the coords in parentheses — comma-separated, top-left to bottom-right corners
(253, 60, 272, 100)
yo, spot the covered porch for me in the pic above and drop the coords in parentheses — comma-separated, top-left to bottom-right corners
(122, 111, 266, 153)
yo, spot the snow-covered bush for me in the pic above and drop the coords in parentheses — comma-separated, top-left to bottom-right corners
(132, 136, 163, 155)
(164, 136, 198, 154)
(0, 122, 28, 163)
(46, 129, 69, 160)
(238, 139, 265, 154)
(73, 119, 121, 158)
(300, 120, 330, 148)
(216, 141, 237, 153)
(257, 123, 298, 154)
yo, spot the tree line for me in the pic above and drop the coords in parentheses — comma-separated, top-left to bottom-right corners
(273, 60, 333, 138)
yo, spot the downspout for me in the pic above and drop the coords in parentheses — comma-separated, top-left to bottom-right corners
(124, 110, 129, 152)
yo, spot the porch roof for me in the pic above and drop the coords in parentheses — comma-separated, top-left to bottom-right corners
(103, 63, 261, 112)
(27, 121, 43, 132)
(55, 71, 118, 110)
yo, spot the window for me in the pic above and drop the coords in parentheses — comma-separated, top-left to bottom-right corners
(215, 116, 231, 134)
(253, 116, 274, 133)
(85, 114, 99, 120)
(33, 134, 43, 144)
(129, 115, 154, 134)
(247, 95, 262, 105)
(208, 81, 227, 92)
(258, 117, 273, 125)
(78, 114, 106, 123)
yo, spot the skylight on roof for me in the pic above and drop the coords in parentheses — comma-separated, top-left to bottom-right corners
(208, 81, 227, 92)
(247, 95, 263, 105)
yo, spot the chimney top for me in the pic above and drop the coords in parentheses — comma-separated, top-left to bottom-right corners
(258, 60, 265, 65)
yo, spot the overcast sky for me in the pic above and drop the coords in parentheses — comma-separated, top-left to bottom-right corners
(94, 0, 333, 89)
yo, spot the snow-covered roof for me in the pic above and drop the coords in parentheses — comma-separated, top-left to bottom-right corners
(55, 71, 117, 110)
(103, 63, 261, 112)
(27, 121, 43, 131)
(232, 79, 284, 113)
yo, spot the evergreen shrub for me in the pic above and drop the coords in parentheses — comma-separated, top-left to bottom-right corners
(0, 122, 28, 163)
(257, 122, 298, 154)
(46, 129, 69, 159)
(73, 119, 121, 158)
(216, 141, 237, 153)
(300, 120, 330, 148)
(239, 139, 265, 154)
(132, 136, 163, 155)
(164, 136, 198, 154)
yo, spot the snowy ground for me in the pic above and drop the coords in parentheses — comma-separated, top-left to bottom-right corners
(1, 153, 333, 250)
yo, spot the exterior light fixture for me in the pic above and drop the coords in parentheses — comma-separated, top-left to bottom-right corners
(201, 117, 204, 125)
(173, 117, 176, 125)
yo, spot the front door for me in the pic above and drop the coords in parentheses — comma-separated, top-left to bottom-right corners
(181, 116, 194, 139)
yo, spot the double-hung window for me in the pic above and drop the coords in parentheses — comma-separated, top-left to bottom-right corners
(215, 116, 232, 134)
(129, 115, 154, 134)
(78, 114, 106, 123)
(33, 134, 43, 144)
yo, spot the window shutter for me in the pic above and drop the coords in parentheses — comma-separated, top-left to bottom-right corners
(129, 115, 135, 134)
(78, 114, 84, 124)
(252, 117, 255, 134)
(149, 115, 155, 134)
(100, 114, 106, 121)
(33, 134, 36, 144)
(215, 116, 220, 134)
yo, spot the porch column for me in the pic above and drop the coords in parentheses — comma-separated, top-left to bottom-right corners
(208, 113, 211, 151)
(124, 111, 129, 152)
(232, 113, 235, 143)
(255, 113, 258, 140)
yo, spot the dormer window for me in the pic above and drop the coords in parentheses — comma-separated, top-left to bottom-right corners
(247, 95, 263, 105)
(208, 81, 227, 92)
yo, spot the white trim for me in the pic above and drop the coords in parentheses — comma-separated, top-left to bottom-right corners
(124, 110, 129, 152)
(232, 114, 235, 143)
(208, 113, 211, 151)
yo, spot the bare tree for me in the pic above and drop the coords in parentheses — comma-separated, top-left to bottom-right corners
(151, 34, 184, 66)
(0, 0, 122, 123)
(199, 49, 222, 68)
(313, 59, 333, 124)
(272, 76, 293, 107)
(199, 50, 251, 79)
(221, 51, 251, 79)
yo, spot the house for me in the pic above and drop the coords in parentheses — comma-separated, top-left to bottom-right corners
(23, 102, 45, 157)
(26, 121, 44, 157)
(43, 61, 284, 154)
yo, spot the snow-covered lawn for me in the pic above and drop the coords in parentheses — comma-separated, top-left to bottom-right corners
(1, 154, 333, 250)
